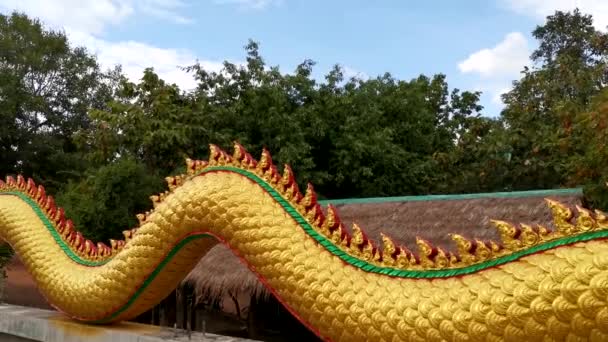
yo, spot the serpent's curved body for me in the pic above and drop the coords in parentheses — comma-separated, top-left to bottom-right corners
(2, 144, 608, 341)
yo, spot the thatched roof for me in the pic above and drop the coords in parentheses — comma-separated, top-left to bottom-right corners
(182, 188, 583, 305)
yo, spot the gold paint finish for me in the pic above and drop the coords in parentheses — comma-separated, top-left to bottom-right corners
(1, 143, 608, 341)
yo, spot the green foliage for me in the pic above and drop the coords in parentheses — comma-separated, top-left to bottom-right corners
(499, 10, 608, 191)
(0, 11, 119, 193)
(0, 244, 13, 268)
(55, 158, 165, 243)
(6, 9, 608, 242)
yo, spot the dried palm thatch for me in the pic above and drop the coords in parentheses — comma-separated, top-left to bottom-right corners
(182, 189, 584, 305)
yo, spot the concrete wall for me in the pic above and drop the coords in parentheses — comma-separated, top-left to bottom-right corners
(0, 304, 257, 342)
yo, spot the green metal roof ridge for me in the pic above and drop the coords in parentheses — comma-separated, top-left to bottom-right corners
(318, 188, 584, 206)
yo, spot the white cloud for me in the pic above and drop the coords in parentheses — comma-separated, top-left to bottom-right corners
(342, 66, 368, 80)
(500, 0, 608, 31)
(213, 0, 281, 10)
(0, 0, 229, 91)
(0, 0, 134, 35)
(458, 32, 530, 78)
(67, 30, 225, 90)
(458, 32, 530, 109)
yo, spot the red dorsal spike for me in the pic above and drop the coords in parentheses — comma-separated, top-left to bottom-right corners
(85, 240, 96, 255)
(6, 176, 15, 186)
(46, 196, 57, 216)
(64, 220, 74, 234)
(16, 175, 26, 189)
(26, 178, 36, 194)
(74, 232, 84, 248)
(54, 208, 65, 224)
(57, 218, 67, 233)
(36, 185, 46, 202)
(0, 179, 5, 189)
(97, 242, 108, 256)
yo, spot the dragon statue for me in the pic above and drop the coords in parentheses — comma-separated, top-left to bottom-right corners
(1, 143, 608, 342)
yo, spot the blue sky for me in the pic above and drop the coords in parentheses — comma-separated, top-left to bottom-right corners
(0, 0, 606, 116)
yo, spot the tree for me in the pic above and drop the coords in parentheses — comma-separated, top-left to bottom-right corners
(55, 158, 164, 242)
(79, 68, 203, 176)
(500, 9, 608, 190)
(0, 12, 117, 192)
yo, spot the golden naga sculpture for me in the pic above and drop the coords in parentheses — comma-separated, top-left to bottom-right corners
(2, 143, 608, 342)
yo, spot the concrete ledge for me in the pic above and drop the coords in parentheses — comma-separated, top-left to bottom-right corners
(0, 304, 257, 342)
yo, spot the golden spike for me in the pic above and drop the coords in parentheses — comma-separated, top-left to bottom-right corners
(595, 209, 608, 227)
(329, 225, 345, 245)
(185, 158, 196, 175)
(372, 247, 382, 263)
(264, 165, 280, 185)
(488, 240, 502, 253)
(575, 206, 597, 232)
(473, 240, 493, 261)
(519, 224, 539, 247)
(536, 225, 552, 240)
(394, 248, 413, 268)
(280, 165, 295, 190)
(320, 205, 340, 236)
(232, 142, 250, 167)
(173, 175, 186, 188)
(232, 143, 255, 169)
(309, 204, 324, 227)
(449, 253, 459, 265)
(208, 144, 222, 165)
(197, 160, 209, 172)
(283, 183, 295, 201)
(491, 220, 521, 250)
(416, 238, 436, 269)
(450, 234, 475, 264)
(545, 199, 575, 235)
(434, 248, 450, 268)
(136, 213, 146, 225)
(301, 183, 317, 209)
(209, 145, 230, 165)
(123, 230, 132, 241)
(150, 195, 162, 208)
(256, 148, 272, 173)
(360, 241, 375, 262)
(380, 233, 397, 266)
(165, 176, 177, 191)
(350, 223, 365, 248)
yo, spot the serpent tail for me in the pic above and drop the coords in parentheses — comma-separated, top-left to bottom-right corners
(2, 143, 608, 341)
